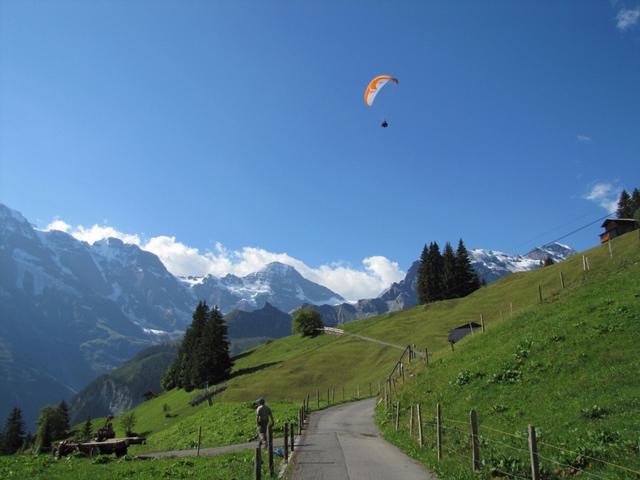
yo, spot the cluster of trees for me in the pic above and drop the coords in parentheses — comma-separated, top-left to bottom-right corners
(292, 307, 324, 337)
(417, 239, 481, 304)
(162, 301, 233, 392)
(617, 188, 640, 220)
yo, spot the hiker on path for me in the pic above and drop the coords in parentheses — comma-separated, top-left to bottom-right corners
(256, 397, 274, 448)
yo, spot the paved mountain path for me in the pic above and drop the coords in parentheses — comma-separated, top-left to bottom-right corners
(291, 398, 435, 479)
(325, 328, 426, 358)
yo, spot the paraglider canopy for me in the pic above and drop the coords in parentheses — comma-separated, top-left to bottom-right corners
(364, 75, 399, 107)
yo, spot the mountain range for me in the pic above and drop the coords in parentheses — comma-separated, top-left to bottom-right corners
(0, 202, 574, 427)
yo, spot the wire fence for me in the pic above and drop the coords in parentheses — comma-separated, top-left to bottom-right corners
(380, 400, 640, 480)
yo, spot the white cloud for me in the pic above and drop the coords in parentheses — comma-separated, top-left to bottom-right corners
(617, 6, 640, 30)
(72, 225, 142, 246)
(584, 182, 620, 213)
(45, 220, 71, 233)
(41, 219, 405, 301)
(577, 134, 592, 142)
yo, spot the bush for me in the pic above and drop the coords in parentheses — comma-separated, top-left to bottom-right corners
(118, 412, 137, 436)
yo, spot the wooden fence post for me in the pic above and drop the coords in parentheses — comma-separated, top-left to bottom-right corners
(538, 284, 543, 304)
(342, 386, 345, 401)
(470, 409, 480, 471)
(425, 348, 429, 366)
(299, 408, 303, 435)
(480, 313, 485, 332)
(395, 402, 400, 431)
(417, 403, 424, 448)
(317, 389, 320, 409)
(197, 426, 202, 457)
(283, 422, 289, 463)
(290, 422, 295, 452)
(436, 403, 442, 460)
(409, 404, 414, 437)
(268, 425, 274, 476)
(500, 309, 503, 321)
(528, 425, 540, 480)
(608, 239, 613, 259)
(327, 388, 330, 405)
(369, 383, 372, 396)
(357, 385, 360, 399)
(586, 256, 591, 271)
(510, 302, 513, 315)
(560, 271, 565, 289)
(255, 447, 262, 480)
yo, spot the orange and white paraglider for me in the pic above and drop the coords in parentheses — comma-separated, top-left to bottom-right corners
(364, 75, 398, 127)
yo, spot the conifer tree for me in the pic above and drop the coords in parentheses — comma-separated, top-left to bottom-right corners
(82, 417, 93, 441)
(617, 190, 632, 218)
(417, 244, 430, 304)
(442, 242, 457, 299)
(35, 406, 55, 453)
(425, 242, 444, 302)
(195, 306, 233, 387)
(51, 400, 70, 440)
(454, 239, 480, 297)
(178, 301, 210, 391)
(1, 407, 26, 454)
(630, 188, 640, 217)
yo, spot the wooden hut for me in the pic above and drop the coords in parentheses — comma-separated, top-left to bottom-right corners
(599, 218, 638, 243)
(448, 322, 482, 344)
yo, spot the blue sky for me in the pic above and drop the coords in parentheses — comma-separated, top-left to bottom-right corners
(1, 1, 639, 299)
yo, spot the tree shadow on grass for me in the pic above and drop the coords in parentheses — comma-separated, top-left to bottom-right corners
(230, 361, 281, 379)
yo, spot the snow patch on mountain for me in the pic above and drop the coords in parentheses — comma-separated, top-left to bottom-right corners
(470, 242, 576, 283)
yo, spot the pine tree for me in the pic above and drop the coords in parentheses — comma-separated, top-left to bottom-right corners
(544, 256, 555, 266)
(630, 188, 640, 217)
(178, 301, 210, 391)
(35, 406, 55, 453)
(442, 242, 457, 299)
(417, 244, 430, 304)
(82, 417, 93, 441)
(454, 239, 480, 297)
(51, 400, 70, 440)
(195, 306, 234, 387)
(425, 242, 444, 302)
(2, 407, 26, 454)
(617, 190, 632, 218)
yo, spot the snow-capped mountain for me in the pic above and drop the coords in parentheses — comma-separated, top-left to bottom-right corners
(0, 204, 193, 427)
(186, 262, 344, 314)
(470, 243, 575, 283)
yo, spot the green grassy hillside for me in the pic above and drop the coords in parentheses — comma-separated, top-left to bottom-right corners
(377, 231, 640, 479)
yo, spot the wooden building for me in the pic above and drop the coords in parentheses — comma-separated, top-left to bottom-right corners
(599, 218, 638, 243)
(448, 322, 482, 344)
